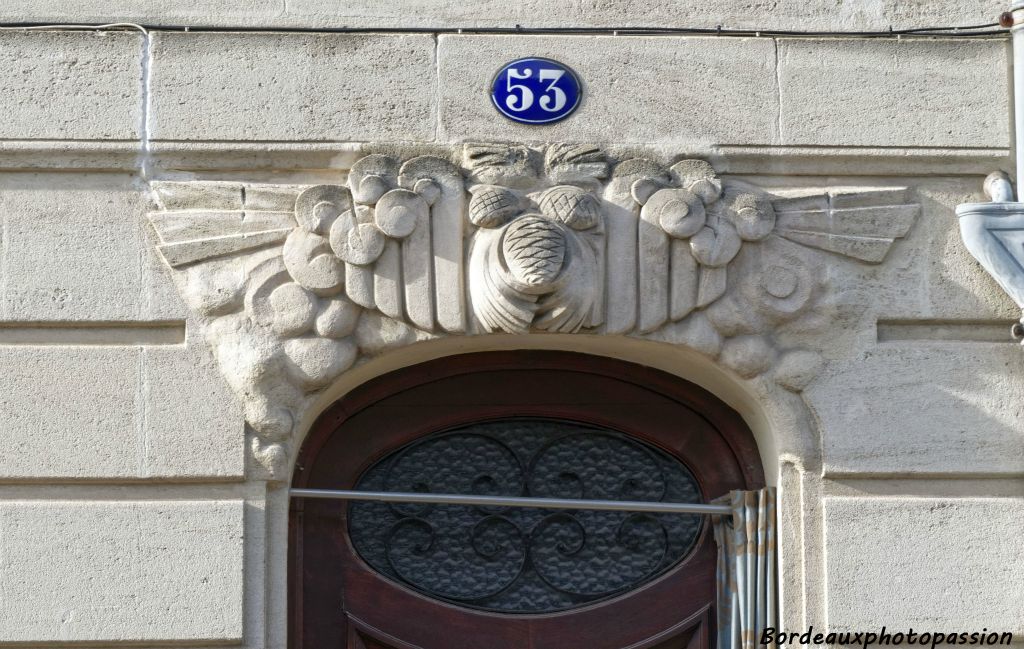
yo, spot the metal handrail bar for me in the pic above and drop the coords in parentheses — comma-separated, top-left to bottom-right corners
(289, 488, 732, 515)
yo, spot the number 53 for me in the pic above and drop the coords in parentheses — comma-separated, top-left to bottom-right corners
(505, 68, 567, 113)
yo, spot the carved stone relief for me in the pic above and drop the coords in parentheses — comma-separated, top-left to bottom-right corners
(146, 143, 919, 479)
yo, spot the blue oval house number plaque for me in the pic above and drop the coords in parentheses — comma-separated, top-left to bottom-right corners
(491, 58, 582, 124)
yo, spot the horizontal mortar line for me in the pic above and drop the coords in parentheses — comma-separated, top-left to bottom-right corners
(0, 140, 1008, 155)
(716, 144, 1010, 152)
(876, 319, 1019, 343)
(0, 638, 243, 649)
(0, 320, 186, 346)
(0, 140, 1008, 151)
(721, 173, 1001, 181)
(824, 477, 1024, 498)
(826, 474, 1024, 483)
(147, 140, 1011, 151)
(0, 138, 141, 143)
(0, 481, 254, 499)
(822, 470, 1024, 480)
(150, 139, 394, 145)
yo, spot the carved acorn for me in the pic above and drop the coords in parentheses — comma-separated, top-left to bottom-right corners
(723, 190, 776, 241)
(348, 154, 398, 205)
(537, 185, 602, 230)
(670, 159, 722, 204)
(468, 185, 522, 228)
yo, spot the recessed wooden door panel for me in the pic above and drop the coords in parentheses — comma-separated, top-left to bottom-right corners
(291, 351, 763, 649)
(347, 607, 713, 649)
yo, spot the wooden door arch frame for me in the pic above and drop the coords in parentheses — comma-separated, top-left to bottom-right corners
(291, 334, 825, 485)
(290, 350, 765, 649)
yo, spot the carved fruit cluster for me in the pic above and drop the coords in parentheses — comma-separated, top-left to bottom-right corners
(633, 159, 775, 267)
(465, 145, 609, 334)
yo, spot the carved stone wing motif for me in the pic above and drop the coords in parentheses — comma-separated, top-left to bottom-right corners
(146, 144, 919, 478)
(770, 186, 920, 263)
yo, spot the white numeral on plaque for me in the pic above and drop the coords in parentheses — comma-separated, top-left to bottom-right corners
(492, 59, 580, 124)
(538, 69, 566, 112)
(504, 67, 567, 113)
(505, 68, 534, 111)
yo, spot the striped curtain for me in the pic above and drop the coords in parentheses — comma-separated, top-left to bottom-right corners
(712, 488, 778, 649)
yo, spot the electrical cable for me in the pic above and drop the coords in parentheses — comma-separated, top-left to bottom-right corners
(0, 22, 148, 34)
(0, 21, 1009, 38)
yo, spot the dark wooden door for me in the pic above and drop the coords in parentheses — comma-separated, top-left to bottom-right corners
(291, 351, 763, 649)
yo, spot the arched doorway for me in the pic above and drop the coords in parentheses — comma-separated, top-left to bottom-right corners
(290, 351, 764, 649)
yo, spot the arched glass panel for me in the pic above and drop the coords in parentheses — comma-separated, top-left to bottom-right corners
(348, 419, 703, 613)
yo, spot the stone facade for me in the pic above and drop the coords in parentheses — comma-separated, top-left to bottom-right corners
(0, 4, 1022, 647)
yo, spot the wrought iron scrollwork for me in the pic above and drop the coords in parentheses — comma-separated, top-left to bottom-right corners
(347, 419, 703, 613)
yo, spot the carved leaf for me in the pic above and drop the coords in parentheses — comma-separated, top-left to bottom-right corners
(544, 144, 608, 185)
(399, 155, 466, 334)
(149, 210, 294, 244)
(156, 229, 292, 268)
(463, 143, 539, 188)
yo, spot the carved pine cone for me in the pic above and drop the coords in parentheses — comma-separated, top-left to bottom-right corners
(538, 185, 601, 230)
(501, 215, 566, 293)
(468, 185, 521, 228)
